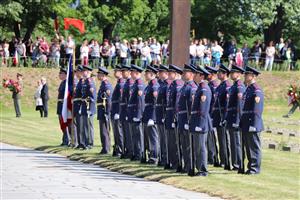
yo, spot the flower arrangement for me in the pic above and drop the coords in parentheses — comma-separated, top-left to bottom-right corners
(2, 78, 22, 93)
(287, 84, 300, 105)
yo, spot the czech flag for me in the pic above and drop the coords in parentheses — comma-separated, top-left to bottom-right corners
(61, 56, 73, 128)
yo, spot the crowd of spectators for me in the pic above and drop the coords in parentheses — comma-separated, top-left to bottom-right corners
(0, 35, 297, 70)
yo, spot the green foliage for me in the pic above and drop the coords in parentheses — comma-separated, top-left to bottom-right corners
(0, 0, 299, 44)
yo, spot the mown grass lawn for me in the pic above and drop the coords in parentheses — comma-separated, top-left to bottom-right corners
(1, 68, 300, 199)
(1, 106, 299, 200)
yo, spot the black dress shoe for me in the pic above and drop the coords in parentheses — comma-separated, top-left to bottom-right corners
(140, 158, 147, 163)
(224, 165, 231, 171)
(232, 167, 239, 171)
(147, 159, 158, 165)
(196, 171, 208, 177)
(245, 170, 259, 175)
(164, 164, 171, 169)
(176, 166, 183, 173)
(214, 162, 222, 167)
(188, 170, 196, 176)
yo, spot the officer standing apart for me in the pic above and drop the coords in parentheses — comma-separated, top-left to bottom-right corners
(81, 65, 97, 149)
(165, 64, 184, 170)
(212, 64, 232, 170)
(120, 65, 135, 159)
(205, 66, 220, 166)
(13, 73, 23, 118)
(240, 66, 264, 175)
(226, 65, 245, 170)
(177, 64, 197, 173)
(111, 64, 125, 157)
(189, 67, 212, 176)
(142, 65, 159, 164)
(155, 64, 171, 166)
(57, 68, 70, 146)
(127, 65, 145, 161)
(97, 67, 113, 154)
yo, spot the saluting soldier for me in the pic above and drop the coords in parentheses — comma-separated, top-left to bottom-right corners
(156, 64, 171, 166)
(142, 65, 159, 164)
(96, 67, 113, 154)
(240, 66, 264, 175)
(111, 64, 125, 157)
(177, 64, 198, 173)
(225, 65, 245, 170)
(127, 65, 145, 161)
(205, 66, 220, 166)
(120, 65, 135, 159)
(189, 67, 212, 176)
(73, 65, 83, 149)
(57, 68, 70, 146)
(165, 64, 184, 170)
(212, 64, 232, 170)
(81, 65, 97, 149)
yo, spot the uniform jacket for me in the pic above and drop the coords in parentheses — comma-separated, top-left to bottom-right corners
(189, 81, 212, 133)
(177, 80, 197, 131)
(208, 79, 219, 115)
(57, 80, 66, 115)
(73, 78, 82, 116)
(120, 78, 134, 122)
(97, 79, 113, 120)
(212, 79, 231, 127)
(127, 78, 145, 123)
(240, 82, 264, 132)
(81, 78, 97, 116)
(111, 78, 125, 116)
(155, 79, 172, 125)
(165, 79, 184, 130)
(225, 79, 245, 128)
(142, 78, 159, 123)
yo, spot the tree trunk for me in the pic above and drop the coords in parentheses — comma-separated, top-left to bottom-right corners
(264, 4, 284, 44)
(14, 22, 21, 39)
(103, 24, 115, 40)
(23, 21, 37, 43)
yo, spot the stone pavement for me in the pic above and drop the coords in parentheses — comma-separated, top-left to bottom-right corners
(1, 143, 221, 199)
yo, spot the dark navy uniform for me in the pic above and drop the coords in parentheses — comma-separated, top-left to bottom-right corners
(128, 66, 145, 160)
(212, 65, 232, 169)
(165, 64, 184, 169)
(177, 65, 198, 172)
(189, 78, 212, 176)
(205, 66, 220, 165)
(73, 76, 82, 148)
(156, 65, 171, 166)
(57, 77, 70, 146)
(120, 68, 135, 158)
(226, 65, 245, 170)
(240, 66, 264, 174)
(97, 67, 113, 154)
(111, 73, 125, 156)
(142, 66, 159, 164)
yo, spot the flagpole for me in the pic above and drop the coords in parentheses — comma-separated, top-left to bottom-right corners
(71, 45, 76, 146)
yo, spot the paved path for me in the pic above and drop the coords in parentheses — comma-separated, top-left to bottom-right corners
(1, 143, 220, 199)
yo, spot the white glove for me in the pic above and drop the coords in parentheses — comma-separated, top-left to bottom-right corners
(133, 117, 140, 122)
(232, 123, 239, 128)
(147, 119, 155, 126)
(195, 126, 202, 132)
(184, 124, 189, 130)
(249, 126, 256, 132)
(125, 116, 128, 121)
(162, 119, 165, 123)
(114, 114, 120, 120)
(171, 123, 176, 128)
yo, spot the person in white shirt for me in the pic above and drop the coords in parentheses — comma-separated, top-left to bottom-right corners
(90, 39, 100, 68)
(119, 39, 128, 65)
(161, 40, 169, 64)
(141, 41, 151, 68)
(34, 80, 44, 117)
(65, 36, 75, 60)
(196, 39, 206, 66)
(80, 40, 89, 66)
(189, 40, 197, 65)
(264, 41, 276, 71)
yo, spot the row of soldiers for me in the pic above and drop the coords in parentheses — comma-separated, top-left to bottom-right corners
(57, 62, 264, 176)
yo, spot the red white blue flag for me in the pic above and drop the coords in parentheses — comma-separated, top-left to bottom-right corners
(61, 56, 73, 125)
